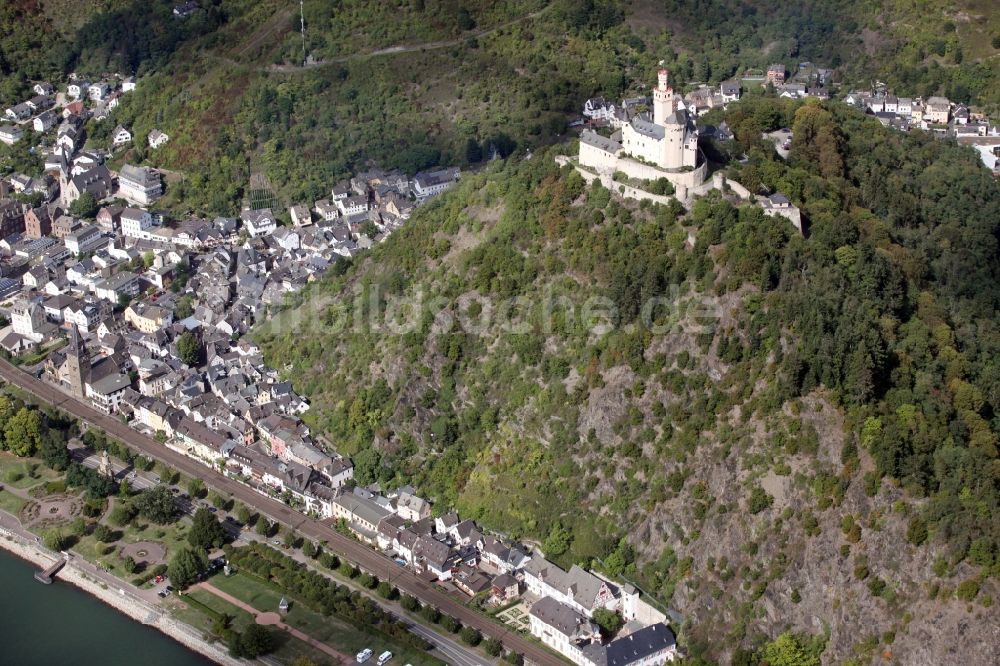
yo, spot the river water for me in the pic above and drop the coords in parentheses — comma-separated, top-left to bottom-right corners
(0, 548, 211, 665)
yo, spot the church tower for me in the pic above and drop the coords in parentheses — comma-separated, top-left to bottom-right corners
(653, 68, 674, 125)
(65, 324, 89, 399)
(57, 150, 72, 208)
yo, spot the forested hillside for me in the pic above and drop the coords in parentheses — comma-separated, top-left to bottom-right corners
(642, 0, 1000, 107)
(0, 0, 239, 102)
(97, 0, 645, 212)
(256, 98, 1000, 664)
(3, 0, 998, 214)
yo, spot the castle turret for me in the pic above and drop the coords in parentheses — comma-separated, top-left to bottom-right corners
(653, 68, 674, 126)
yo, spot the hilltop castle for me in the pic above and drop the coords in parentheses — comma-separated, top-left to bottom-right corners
(621, 69, 699, 170)
(578, 69, 705, 195)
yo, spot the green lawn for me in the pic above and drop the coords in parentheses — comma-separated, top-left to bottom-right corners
(211, 573, 445, 666)
(270, 638, 339, 666)
(123, 518, 191, 558)
(0, 488, 26, 516)
(15, 338, 66, 366)
(211, 570, 284, 611)
(71, 532, 107, 564)
(0, 454, 60, 491)
(181, 582, 340, 666)
(72, 511, 192, 578)
(186, 588, 255, 631)
(164, 596, 210, 631)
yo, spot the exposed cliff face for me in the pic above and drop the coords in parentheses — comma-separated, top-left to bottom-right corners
(565, 329, 999, 665)
(621, 390, 1000, 664)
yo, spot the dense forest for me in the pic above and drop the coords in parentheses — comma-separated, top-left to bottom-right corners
(0, 0, 242, 104)
(256, 98, 999, 663)
(72, 0, 231, 74)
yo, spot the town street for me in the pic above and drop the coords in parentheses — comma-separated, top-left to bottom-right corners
(69, 440, 156, 491)
(0, 358, 562, 666)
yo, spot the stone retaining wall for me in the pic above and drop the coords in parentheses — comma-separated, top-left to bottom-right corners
(613, 182, 676, 207)
(615, 156, 708, 193)
(558, 156, 680, 207)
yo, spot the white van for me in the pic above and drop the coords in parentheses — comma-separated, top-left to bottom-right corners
(356, 648, 373, 663)
(377, 651, 393, 666)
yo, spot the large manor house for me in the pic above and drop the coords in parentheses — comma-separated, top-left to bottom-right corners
(578, 69, 706, 195)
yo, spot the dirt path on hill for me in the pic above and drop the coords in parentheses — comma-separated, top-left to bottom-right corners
(267, 3, 553, 72)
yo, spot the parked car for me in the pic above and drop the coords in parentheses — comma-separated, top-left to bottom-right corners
(356, 648, 373, 663)
(377, 651, 392, 666)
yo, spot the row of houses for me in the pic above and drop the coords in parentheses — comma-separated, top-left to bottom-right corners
(840, 89, 1000, 172)
(843, 91, 958, 127)
(3, 81, 56, 124)
(322, 479, 680, 666)
(65, 75, 136, 102)
(36, 307, 355, 497)
(1, 74, 137, 143)
(293, 166, 458, 237)
(529, 599, 678, 666)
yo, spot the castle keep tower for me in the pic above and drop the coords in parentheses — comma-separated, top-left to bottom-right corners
(577, 65, 705, 190)
(653, 68, 674, 125)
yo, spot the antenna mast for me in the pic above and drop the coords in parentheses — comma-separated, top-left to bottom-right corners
(300, 0, 307, 65)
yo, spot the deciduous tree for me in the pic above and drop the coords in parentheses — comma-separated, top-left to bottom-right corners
(168, 548, 207, 590)
(236, 624, 275, 658)
(177, 331, 202, 366)
(189, 508, 226, 550)
(134, 485, 177, 524)
(3, 407, 43, 457)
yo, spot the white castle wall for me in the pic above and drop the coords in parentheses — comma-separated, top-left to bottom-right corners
(620, 123, 693, 170)
(563, 154, 803, 236)
(579, 141, 620, 172)
(712, 171, 752, 199)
